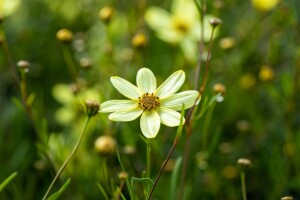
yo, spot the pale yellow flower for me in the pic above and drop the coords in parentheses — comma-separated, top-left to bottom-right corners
(100, 68, 199, 138)
(144, 0, 214, 61)
(251, 0, 279, 12)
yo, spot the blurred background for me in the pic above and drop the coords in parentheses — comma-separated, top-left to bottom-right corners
(1, 0, 300, 199)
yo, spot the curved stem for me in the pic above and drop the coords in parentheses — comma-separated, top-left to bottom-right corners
(62, 45, 78, 82)
(42, 116, 91, 200)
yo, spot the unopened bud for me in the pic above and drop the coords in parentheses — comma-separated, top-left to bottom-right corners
(94, 135, 116, 155)
(17, 60, 30, 72)
(80, 58, 92, 69)
(132, 33, 147, 48)
(281, 197, 293, 200)
(259, 65, 274, 82)
(99, 6, 114, 24)
(85, 100, 100, 117)
(56, 28, 73, 43)
(118, 172, 128, 180)
(209, 18, 222, 28)
(237, 158, 252, 170)
(213, 83, 226, 95)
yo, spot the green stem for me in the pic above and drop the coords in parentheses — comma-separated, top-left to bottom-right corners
(42, 116, 91, 200)
(241, 171, 247, 200)
(201, 101, 216, 150)
(146, 139, 151, 178)
(62, 45, 78, 82)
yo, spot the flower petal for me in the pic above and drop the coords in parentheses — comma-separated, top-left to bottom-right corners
(155, 70, 185, 98)
(157, 107, 184, 127)
(100, 100, 138, 113)
(108, 107, 143, 122)
(136, 68, 157, 93)
(111, 76, 141, 100)
(140, 110, 161, 138)
(160, 90, 199, 110)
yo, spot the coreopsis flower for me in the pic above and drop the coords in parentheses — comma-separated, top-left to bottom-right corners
(251, 0, 279, 12)
(100, 68, 199, 138)
(144, 0, 214, 61)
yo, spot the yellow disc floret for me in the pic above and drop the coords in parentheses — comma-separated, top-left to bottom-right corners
(138, 93, 160, 111)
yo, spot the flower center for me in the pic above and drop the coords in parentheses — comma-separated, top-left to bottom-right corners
(138, 92, 160, 111)
(172, 19, 189, 33)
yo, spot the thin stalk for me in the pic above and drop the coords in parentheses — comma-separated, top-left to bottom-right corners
(241, 171, 247, 200)
(179, 21, 217, 200)
(0, 29, 20, 84)
(194, 0, 206, 90)
(42, 116, 91, 200)
(146, 139, 152, 178)
(62, 45, 78, 82)
(147, 137, 179, 200)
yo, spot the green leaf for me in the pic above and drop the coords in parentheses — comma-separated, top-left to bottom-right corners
(169, 157, 182, 200)
(131, 177, 154, 199)
(0, 172, 18, 192)
(96, 182, 109, 200)
(47, 178, 71, 200)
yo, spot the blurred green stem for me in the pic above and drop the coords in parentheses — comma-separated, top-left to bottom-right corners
(62, 45, 78, 82)
(42, 116, 91, 200)
(146, 139, 151, 178)
(241, 171, 247, 200)
(201, 101, 216, 150)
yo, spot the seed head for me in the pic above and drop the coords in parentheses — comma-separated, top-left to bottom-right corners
(237, 158, 252, 170)
(94, 135, 116, 155)
(118, 172, 129, 180)
(132, 33, 148, 48)
(213, 83, 226, 95)
(85, 100, 100, 117)
(17, 60, 30, 72)
(281, 197, 293, 200)
(209, 18, 222, 28)
(80, 58, 92, 69)
(56, 28, 73, 43)
(99, 6, 114, 24)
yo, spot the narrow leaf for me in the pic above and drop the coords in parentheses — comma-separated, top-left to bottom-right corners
(47, 178, 71, 200)
(0, 172, 18, 192)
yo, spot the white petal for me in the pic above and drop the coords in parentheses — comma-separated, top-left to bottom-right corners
(160, 90, 199, 110)
(158, 107, 185, 127)
(136, 68, 157, 93)
(155, 70, 185, 98)
(108, 107, 143, 122)
(140, 110, 161, 138)
(100, 100, 138, 113)
(111, 76, 141, 100)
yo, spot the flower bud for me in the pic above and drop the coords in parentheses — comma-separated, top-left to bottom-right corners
(56, 28, 73, 43)
(259, 65, 274, 82)
(85, 100, 100, 117)
(132, 33, 147, 48)
(219, 37, 236, 50)
(209, 18, 222, 28)
(99, 6, 114, 24)
(80, 58, 92, 69)
(281, 197, 293, 200)
(237, 158, 252, 170)
(213, 83, 226, 95)
(94, 135, 116, 155)
(118, 172, 128, 180)
(17, 60, 30, 72)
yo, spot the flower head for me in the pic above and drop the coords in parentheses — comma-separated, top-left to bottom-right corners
(144, 0, 215, 61)
(100, 68, 199, 138)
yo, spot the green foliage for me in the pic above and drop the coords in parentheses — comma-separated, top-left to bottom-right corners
(1, 0, 300, 199)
